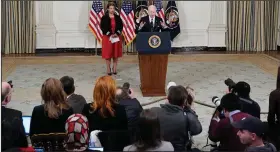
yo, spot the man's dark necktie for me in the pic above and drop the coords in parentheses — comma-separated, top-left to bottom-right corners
(151, 18, 154, 32)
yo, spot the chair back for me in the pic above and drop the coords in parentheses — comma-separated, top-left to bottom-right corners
(31, 133, 66, 151)
(97, 130, 132, 151)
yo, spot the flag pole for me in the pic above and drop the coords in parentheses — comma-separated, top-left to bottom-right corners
(95, 40, 97, 56)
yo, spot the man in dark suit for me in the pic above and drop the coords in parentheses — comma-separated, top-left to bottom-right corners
(137, 5, 168, 32)
(60, 76, 87, 114)
(267, 66, 280, 150)
(1, 82, 28, 151)
(208, 93, 250, 151)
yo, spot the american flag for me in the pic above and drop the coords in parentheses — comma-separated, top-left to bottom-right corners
(154, 0, 165, 22)
(120, 0, 136, 45)
(89, 0, 104, 44)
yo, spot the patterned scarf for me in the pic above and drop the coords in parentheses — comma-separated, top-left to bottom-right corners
(65, 114, 89, 151)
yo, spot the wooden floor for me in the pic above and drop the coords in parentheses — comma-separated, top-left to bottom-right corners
(2, 51, 279, 81)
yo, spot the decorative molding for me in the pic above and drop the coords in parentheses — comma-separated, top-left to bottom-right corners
(208, 1, 227, 47)
(36, 1, 54, 25)
(35, 47, 226, 55)
(36, 1, 57, 48)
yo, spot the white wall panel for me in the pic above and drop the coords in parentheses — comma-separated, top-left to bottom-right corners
(36, 1, 227, 49)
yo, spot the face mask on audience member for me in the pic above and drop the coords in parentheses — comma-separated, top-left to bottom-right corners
(65, 114, 89, 151)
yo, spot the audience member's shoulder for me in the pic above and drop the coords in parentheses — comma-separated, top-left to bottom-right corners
(150, 106, 161, 112)
(64, 106, 74, 114)
(115, 103, 126, 111)
(83, 103, 91, 110)
(270, 89, 280, 97)
(161, 141, 174, 150)
(33, 104, 44, 111)
(74, 94, 86, 100)
(82, 103, 92, 114)
(2, 106, 22, 116)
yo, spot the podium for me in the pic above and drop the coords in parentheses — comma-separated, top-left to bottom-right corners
(136, 32, 171, 97)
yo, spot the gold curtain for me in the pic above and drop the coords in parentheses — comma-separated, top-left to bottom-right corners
(227, 1, 279, 52)
(1, 1, 36, 54)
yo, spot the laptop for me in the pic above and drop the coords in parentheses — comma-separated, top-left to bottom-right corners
(22, 116, 31, 135)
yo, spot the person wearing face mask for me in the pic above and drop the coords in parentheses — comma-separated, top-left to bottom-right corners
(100, 2, 123, 75)
(208, 93, 250, 151)
(137, 5, 168, 32)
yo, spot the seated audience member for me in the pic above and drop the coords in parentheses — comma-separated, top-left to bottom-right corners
(123, 109, 174, 151)
(29, 78, 74, 137)
(116, 84, 143, 132)
(234, 81, 261, 118)
(233, 116, 277, 152)
(267, 66, 280, 150)
(65, 114, 89, 151)
(82, 76, 128, 133)
(208, 93, 250, 151)
(60, 76, 87, 113)
(1, 82, 28, 151)
(150, 85, 202, 151)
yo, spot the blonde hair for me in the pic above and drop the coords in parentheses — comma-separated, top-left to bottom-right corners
(41, 78, 70, 119)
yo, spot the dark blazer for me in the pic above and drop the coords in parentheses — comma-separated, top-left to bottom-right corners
(67, 94, 87, 114)
(239, 97, 261, 118)
(208, 111, 250, 151)
(119, 98, 143, 131)
(268, 89, 280, 125)
(100, 14, 123, 36)
(137, 16, 167, 32)
(82, 103, 128, 133)
(1, 106, 28, 151)
(29, 105, 73, 137)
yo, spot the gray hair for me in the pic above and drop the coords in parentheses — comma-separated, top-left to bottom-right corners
(116, 87, 130, 102)
(148, 5, 156, 12)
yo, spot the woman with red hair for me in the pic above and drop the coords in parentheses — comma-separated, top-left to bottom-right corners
(82, 76, 128, 133)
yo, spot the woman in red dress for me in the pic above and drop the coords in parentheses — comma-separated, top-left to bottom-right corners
(100, 2, 123, 75)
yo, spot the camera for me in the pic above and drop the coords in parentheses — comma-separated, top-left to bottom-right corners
(212, 96, 221, 107)
(211, 96, 225, 119)
(224, 78, 236, 91)
(122, 82, 131, 94)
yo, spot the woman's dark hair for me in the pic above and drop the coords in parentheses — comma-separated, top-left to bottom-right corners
(134, 109, 161, 150)
(107, 2, 115, 9)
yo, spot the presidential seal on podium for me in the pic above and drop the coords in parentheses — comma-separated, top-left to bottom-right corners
(148, 35, 161, 48)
